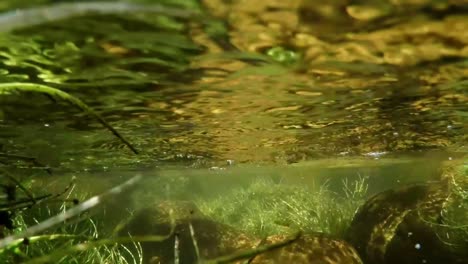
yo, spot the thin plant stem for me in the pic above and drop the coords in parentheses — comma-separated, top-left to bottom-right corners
(0, 83, 138, 154)
(0, 167, 35, 202)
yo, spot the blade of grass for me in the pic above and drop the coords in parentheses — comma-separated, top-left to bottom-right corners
(24, 234, 175, 264)
(0, 234, 88, 253)
(189, 222, 200, 263)
(24, 211, 175, 264)
(0, 167, 35, 202)
(0, 82, 138, 154)
(174, 232, 180, 264)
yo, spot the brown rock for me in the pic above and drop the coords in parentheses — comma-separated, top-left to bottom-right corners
(250, 233, 363, 264)
(346, 178, 468, 264)
(122, 201, 256, 264)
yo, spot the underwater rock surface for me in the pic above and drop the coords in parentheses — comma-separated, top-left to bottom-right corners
(250, 233, 363, 264)
(122, 201, 256, 263)
(123, 201, 366, 264)
(346, 165, 468, 264)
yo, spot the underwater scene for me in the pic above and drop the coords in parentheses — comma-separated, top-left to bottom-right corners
(0, 0, 466, 263)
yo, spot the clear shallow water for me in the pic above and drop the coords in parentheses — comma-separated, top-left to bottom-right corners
(37, 152, 447, 196)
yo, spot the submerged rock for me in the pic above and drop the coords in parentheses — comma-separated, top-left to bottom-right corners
(122, 201, 365, 264)
(346, 168, 468, 264)
(121, 201, 256, 263)
(250, 233, 363, 264)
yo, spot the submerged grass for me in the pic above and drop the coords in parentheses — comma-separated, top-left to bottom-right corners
(435, 162, 468, 252)
(3, 165, 465, 263)
(0, 168, 370, 263)
(0, 189, 302, 264)
(0, 174, 146, 263)
(1, 214, 143, 264)
(0, 208, 136, 263)
(0, 169, 291, 263)
(196, 176, 368, 238)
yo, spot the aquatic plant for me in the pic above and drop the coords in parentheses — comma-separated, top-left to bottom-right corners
(0, 82, 138, 154)
(197, 177, 367, 238)
(0, 175, 146, 263)
(1, 215, 144, 264)
(432, 162, 468, 256)
(0, 170, 303, 263)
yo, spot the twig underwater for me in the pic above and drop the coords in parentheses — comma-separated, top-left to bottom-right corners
(0, 1, 203, 33)
(0, 167, 36, 203)
(174, 232, 180, 264)
(0, 167, 74, 215)
(0, 83, 139, 154)
(189, 222, 201, 263)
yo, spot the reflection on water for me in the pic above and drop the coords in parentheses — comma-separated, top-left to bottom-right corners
(0, 2, 465, 169)
(1, 48, 465, 169)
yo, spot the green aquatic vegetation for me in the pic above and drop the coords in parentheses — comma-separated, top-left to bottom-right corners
(0, 1, 207, 88)
(197, 177, 367, 238)
(0, 82, 138, 154)
(1, 215, 143, 264)
(0, 174, 301, 264)
(0, 175, 142, 248)
(434, 163, 468, 253)
(0, 175, 146, 263)
(0, 0, 465, 263)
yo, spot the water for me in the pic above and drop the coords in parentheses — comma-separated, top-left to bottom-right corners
(0, 1, 466, 263)
(0, 2, 465, 170)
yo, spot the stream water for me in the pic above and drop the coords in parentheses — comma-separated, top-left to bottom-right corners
(0, 1, 466, 263)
